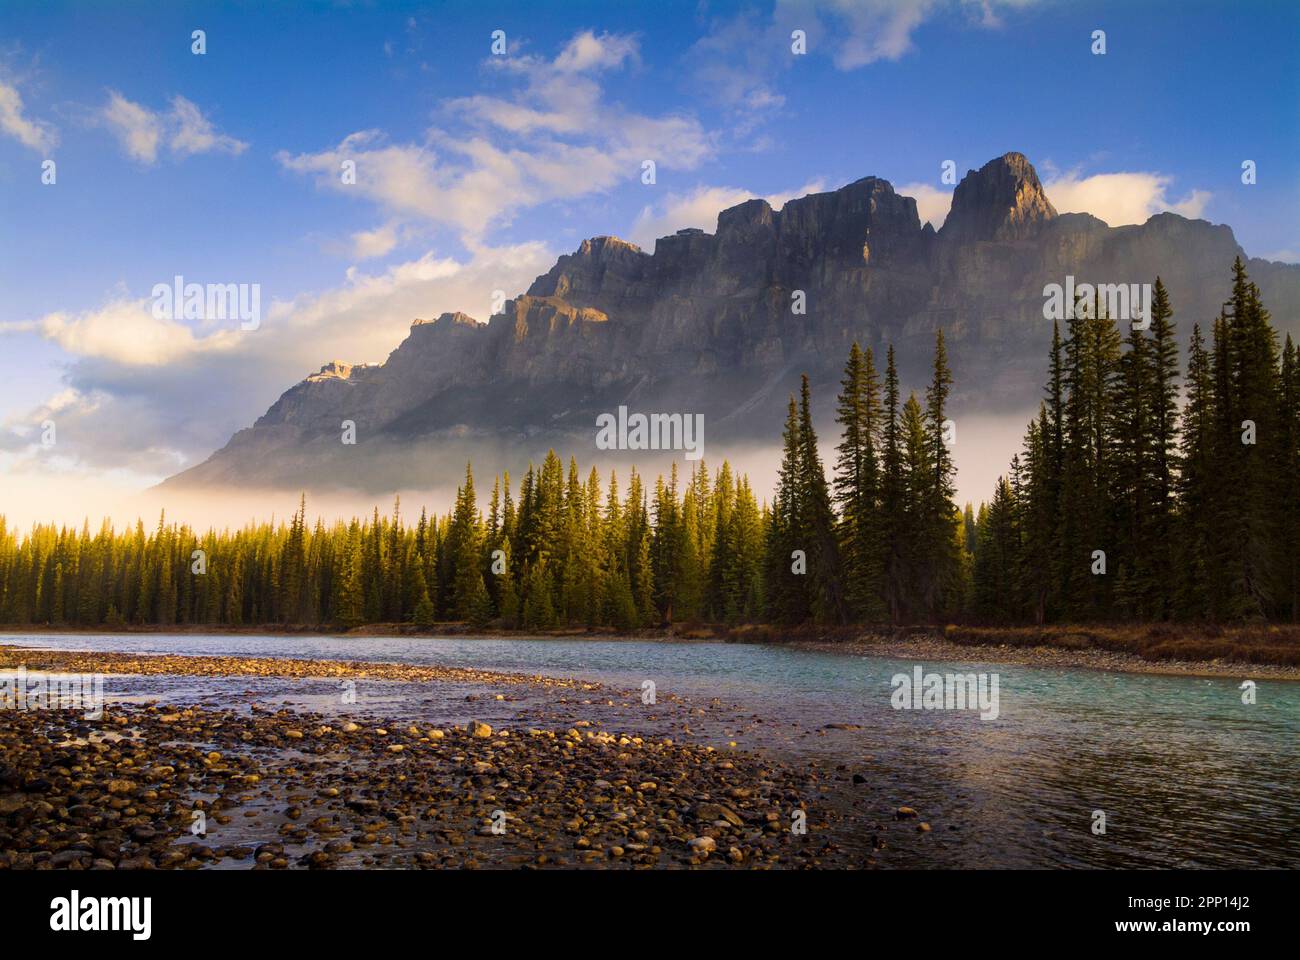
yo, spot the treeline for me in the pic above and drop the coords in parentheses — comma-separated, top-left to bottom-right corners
(0, 331, 963, 630)
(970, 259, 1299, 623)
(0, 259, 1293, 630)
(0, 459, 767, 631)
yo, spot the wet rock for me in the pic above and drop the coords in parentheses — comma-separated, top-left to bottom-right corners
(694, 803, 744, 827)
(688, 837, 716, 854)
(0, 649, 879, 872)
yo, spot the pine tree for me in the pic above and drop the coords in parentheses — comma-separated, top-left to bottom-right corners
(412, 569, 435, 628)
(1147, 278, 1180, 616)
(333, 523, 364, 627)
(973, 476, 1020, 620)
(1277, 335, 1300, 620)
(1112, 314, 1154, 616)
(834, 342, 885, 620)
(921, 330, 960, 618)
(766, 396, 807, 623)
(879, 346, 906, 622)
(796, 374, 844, 622)
(446, 463, 491, 622)
(522, 557, 555, 629)
(899, 393, 932, 621)
(651, 467, 685, 624)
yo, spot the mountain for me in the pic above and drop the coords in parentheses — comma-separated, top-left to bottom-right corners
(164, 152, 1300, 492)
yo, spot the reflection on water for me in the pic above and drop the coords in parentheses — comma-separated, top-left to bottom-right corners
(3, 632, 1297, 868)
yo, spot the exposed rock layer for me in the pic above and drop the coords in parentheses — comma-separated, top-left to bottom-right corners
(165, 152, 1300, 492)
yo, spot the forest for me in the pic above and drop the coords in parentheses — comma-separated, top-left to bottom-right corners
(1, 259, 1295, 629)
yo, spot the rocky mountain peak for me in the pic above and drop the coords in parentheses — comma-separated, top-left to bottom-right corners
(717, 198, 775, 233)
(527, 235, 649, 300)
(579, 235, 644, 257)
(163, 151, 1300, 495)
(437, 311, 482, 328)
(306, 360, 358, 382)
(941, 151, 1057, 242)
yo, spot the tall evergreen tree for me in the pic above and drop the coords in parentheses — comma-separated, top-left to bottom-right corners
(797, 374, 844, 622)
(834, 342, 885, 619)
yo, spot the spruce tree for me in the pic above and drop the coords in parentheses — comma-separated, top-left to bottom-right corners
(766, 395, 807, 623)
(922, 330, 960, 617)
(1147, 278, 1180, 616)
(834, 342, 884, 619)
(879, 346, 906, 622)
(797, 374, 844, 623)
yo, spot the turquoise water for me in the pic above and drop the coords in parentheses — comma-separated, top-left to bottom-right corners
(3, 632, 1297, 869)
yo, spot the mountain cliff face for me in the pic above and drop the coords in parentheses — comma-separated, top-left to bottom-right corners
(165, 152, 1300, 492)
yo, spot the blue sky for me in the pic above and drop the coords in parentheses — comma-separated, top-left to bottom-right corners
(1, 0, 1298, 521)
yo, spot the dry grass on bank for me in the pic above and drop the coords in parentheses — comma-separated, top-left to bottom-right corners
(940, 623, 1300, 666)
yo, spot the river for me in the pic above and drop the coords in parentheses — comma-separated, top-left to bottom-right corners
(2, 632, 1296, 869)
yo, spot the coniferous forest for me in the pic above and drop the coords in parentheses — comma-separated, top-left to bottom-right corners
(1, 260, 1296, 630)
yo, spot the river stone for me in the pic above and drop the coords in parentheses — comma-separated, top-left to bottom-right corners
(694, 802, 744, 827)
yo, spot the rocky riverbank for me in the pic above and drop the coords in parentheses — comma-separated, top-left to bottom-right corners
(0, 648, 928, 870)
(814, 632, 1300, 681)
(0, 644, 602, 690)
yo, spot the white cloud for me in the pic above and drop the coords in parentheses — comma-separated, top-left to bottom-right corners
(809, 0, 1040, 67)
(1, 242, 554, 475)
(693, 0, 1038, 116)
(0, 78, 57, 152)
(267, 240, 552, 347)
(1043, 170, 1211, 226)
(100, 90, 246, 164)
(897, 181, 953, 228)
(553, 30, 639, 73)
(169, 95, 248, 157)
(278, 31, 712, 240)
(0, 299, 235, 368)
(811, 0, 941, 69)
(101, 91, 162, 163)
(29, 298, 240, 366)
(351, 223, 400, 260)
(629, 180, 827, 249)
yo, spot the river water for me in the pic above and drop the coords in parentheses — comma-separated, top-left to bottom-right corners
(3, 632, 1297, 869)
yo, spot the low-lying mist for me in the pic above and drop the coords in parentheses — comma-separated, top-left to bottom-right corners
(2, 410, 1035, 532)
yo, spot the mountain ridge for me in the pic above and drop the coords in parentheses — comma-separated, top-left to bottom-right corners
(163, 152, 1300, 492)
